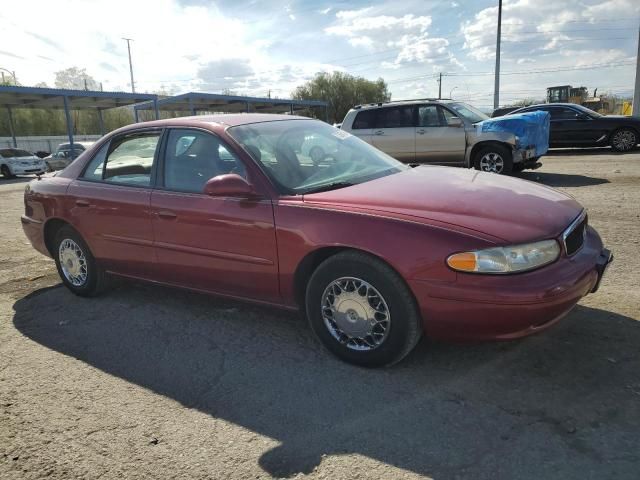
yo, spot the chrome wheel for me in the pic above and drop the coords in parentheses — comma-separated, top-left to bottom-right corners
(321, 277, 391, 351)
(612, 130, 637, 151)
(58, 238, 88, 287)
(479, 152, 504, 173)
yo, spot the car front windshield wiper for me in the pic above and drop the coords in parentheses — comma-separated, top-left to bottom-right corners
(300, 181, 355, 195)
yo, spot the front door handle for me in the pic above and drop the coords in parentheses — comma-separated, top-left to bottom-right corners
(156, 210, 177, 220)
(75, 199, 90, 207)
(417, 129, 426, 135)
(374, 130, 384, 135)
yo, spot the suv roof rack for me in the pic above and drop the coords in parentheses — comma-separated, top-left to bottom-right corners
(353, 98, 453, 109)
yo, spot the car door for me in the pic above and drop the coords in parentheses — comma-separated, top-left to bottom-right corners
(547, 107, 600, 146)
(371, 105, 416, 163)
(66, 130, 161, 278)
(414, 105, 466, 165)
(150, 128, 279, 302)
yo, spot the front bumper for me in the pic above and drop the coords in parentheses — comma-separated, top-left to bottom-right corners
(513, 146, 537, 164)
(410, 226, 611, 342)
(8, 164, 47, 175)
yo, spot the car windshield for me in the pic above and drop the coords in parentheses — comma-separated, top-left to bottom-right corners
(0, 148, 33, 158)
(447, 102, 489, 124)
(227, 119, 408, 195)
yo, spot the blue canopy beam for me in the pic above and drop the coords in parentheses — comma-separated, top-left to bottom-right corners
(62, 96, 74, 147)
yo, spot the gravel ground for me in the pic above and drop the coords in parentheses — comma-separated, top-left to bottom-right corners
(1, 149, 639, 480)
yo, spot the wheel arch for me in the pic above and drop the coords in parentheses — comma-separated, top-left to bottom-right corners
(292, 245, 417, 310)
(469, 140, 513, 168)
(43, 218, 74, 257)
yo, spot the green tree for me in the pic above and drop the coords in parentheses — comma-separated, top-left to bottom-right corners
(54, 67, 99, 90)
(292, 71, 391, 124)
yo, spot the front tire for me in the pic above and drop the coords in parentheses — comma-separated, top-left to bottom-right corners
(474, 144, 513, 174)
(1, 165, 14, 179)
(610, 128, 638, 152)
(54, 225, 108, 297)
(306, 251, 422, 367)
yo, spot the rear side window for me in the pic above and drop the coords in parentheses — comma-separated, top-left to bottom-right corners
(352, 110, 377, 129)
(418, 105, 442, 127)
(375, 106, 415, 128)
(81, 132, 160, 186)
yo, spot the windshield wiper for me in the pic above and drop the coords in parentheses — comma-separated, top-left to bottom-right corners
(301, 181, 355, 195)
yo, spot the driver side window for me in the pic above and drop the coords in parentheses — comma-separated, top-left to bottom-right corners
(163, 129, 247, 194)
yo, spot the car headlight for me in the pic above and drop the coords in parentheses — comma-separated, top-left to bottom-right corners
(447, 239, 560, 274)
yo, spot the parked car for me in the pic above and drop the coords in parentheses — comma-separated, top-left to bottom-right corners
(508, 103, 640, 151)
(0, 148, 47, 178)
(22, 114, 612, 367)
(44, 141, 95, 171)
(491, 106, 519, 117)
(341, 99, 542, 174)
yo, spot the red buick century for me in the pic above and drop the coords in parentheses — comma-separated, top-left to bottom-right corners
(21, 114, 612, 367)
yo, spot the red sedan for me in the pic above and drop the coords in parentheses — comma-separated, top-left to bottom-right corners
(21, 114, 612, 367)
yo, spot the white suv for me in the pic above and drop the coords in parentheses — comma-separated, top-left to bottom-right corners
(341, 99, 540, 174)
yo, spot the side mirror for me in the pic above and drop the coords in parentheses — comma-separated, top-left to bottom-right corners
(447, 117, 463, 127)
(576, 113, 589, 120)
(203, 174, 258, 198)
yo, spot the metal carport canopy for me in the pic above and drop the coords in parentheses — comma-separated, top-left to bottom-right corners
(0, 85, 159, 148)
(133, 91, 328, 118)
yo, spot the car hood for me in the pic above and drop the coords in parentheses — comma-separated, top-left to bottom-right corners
(303, 166, 582, 244)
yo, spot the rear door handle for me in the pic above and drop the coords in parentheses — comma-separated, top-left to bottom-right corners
(75, 199, 90, 207)
(374, 130, 384, 135)
(156, 210, 177, 220)
(417, 129, 426, 134)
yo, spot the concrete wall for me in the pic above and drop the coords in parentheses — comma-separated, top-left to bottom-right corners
(0, 135, 102, 153)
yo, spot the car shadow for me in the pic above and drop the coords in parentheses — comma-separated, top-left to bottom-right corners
(12, 283, 640, 479)
(515, 171, 610, 188)
(0, 175, 34, 184)
(545, 147, 619, 156)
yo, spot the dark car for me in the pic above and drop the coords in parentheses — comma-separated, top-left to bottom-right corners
(491, 106, 519, 117)
(22, 114, 612, 367)
(509, 103, 639, 152)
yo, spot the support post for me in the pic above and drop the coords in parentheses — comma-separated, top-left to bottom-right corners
(6, 106, 17, 147)
(290, 104, 294, 115)
(97, 109, 105, 135)
(246, 101, 250, 113)
(493, 0, 503, 110)
(189, 98, 195, 116)
(134, 107, 139, 123)
(438, 72, 442, 99)
(325, 106, 329, 123)
(153, 99, 160, 120)
(62, 96, 74, 147)
(632, 24, 640, 118)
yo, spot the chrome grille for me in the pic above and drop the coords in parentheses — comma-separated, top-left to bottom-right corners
(562, 211, 587, 256)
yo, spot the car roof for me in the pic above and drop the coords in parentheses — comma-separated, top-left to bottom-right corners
(119, 113, 313, 132)
(352, 99, 457, 111)
(58, 141, 94, 148)
(516, 103, 581, 110)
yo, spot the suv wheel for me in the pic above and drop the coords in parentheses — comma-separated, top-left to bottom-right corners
(1, 165, 14, 179)
(474, 144, 513, 174)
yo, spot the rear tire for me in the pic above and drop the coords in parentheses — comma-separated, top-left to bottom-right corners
(306, 251, 422, 367)
(610, 128, 638, 152)
(53, 225, 108, 297)
(474, 144, 513, 174)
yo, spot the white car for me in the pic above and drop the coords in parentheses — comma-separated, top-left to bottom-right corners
(0, 148, 47, 178)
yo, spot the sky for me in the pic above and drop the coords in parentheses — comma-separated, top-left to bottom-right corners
(1, 0, 639, 109)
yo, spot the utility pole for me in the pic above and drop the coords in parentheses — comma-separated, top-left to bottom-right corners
(122, 37, 135, 93)
(633, 23, 640, 118)
(493, 0, 502, 110)
(438, 72, 442, 99)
